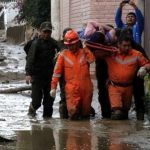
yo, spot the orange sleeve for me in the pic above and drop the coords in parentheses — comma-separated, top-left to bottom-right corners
(84, 47, 95, 64)
(51, 52, 64, 89)
(137, 52, 150, 67)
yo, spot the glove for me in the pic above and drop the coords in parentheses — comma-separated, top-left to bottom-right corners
(137, 67, 147, 78)
(50, 89, 56, 98)
(25, 75, 32, 84)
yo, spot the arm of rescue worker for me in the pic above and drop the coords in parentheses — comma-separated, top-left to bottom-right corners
(137, 52, 150, 77)
(93, 49, 117, 60)
(137, 52, 150, 68)
(115, 2, 125, 29)
(51, 52, 64, 90)
(84, 47, 95, 64)
(129, 1, 144, 35)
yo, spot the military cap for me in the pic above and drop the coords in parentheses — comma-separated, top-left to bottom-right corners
(40, 21, 52, 31)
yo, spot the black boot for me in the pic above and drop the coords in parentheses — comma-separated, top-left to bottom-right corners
(59, 101, 68, 119)
(28, 103, 36, 117)
(136, 110, 144, 120)
(43, 106, 53, 118)
(111, 110, 123, 120)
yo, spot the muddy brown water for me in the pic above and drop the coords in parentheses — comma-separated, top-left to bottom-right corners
(1, 119, 150, 150)
(0, 83, 150, 150)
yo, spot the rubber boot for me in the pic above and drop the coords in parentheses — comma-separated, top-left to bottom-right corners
(122, 110, 128, 120)
(59, 101, 68, 119)
(111, 109, 123, 120)
(136, 110, 144, 120)
(28, 103, 36, 117)
(69, 106, 81, 120)
(43, 106, 53, 118)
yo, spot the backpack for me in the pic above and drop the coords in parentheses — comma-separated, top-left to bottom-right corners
(24, 39, 35, 55)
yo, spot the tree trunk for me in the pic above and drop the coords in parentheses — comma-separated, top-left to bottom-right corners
(0, 85, 31, 94)
(0, 136, 15, 142)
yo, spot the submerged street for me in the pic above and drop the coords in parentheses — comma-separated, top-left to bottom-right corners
(0, 92, 150, 150)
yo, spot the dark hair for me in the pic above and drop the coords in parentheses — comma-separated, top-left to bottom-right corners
(90, 31, 105, 44)
(115, 28, 122, 39)
(115, 27, 133, 40)
(127, 12, 136, 19)
(63, 27, 72, 38)
(118, 35, 132, 43)
(120, 28, 133, 40)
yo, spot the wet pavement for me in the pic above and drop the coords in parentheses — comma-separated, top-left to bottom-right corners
(0, 42, 150, 150)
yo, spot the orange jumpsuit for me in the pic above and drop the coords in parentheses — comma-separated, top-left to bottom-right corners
(51, 47, 95, 118)
(105, 49, 150, 111)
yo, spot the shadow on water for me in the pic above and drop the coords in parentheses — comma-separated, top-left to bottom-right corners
(1, 119, 146, 150)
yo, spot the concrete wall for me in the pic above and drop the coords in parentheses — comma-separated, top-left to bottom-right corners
(6, 25, 25, 44)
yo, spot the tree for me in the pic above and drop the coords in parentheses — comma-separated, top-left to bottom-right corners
(16, 0, 50, 28)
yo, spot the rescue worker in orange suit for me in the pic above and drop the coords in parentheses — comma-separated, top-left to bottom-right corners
(58, 27, 83, 119)
(50, 30, 95, 119)
(94, 35, 150, 120)
(115, 28, 148, 120)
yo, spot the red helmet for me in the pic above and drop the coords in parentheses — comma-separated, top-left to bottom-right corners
(64, 30, 79, 45)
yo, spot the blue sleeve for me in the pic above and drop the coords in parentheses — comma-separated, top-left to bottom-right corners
(135, 8, 144, 34)
(115, 8, 124, 29)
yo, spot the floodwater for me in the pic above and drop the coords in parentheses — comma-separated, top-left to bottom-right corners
(0, 42, 150, 150)
(0, 86, 150, 150)
(1, 117, 150, 150)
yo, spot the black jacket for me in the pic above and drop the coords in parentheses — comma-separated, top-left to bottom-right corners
(25, 37, 60, 77)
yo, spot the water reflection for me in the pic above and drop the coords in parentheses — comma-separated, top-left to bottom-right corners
(14, 120, 141, 150)
(16, 124, 56, 150)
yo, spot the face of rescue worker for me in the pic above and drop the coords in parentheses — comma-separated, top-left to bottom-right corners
(40, 30, 52, 40)
(118, 40, 131, 54)
(126, 14, 136, 26)
(67, 42, 79, 53)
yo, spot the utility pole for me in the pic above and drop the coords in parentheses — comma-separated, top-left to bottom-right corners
(51, 0, 60, 40)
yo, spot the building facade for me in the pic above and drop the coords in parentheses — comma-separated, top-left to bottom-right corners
(51, 0, 150, 57)
(59, 0, 137, 35)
